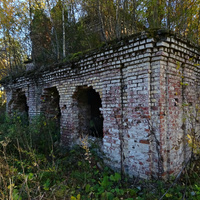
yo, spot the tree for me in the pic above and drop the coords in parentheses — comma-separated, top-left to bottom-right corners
(0, 0, 26, 77)
(30, 9, 52, 67)
(1, 0, 200, 77)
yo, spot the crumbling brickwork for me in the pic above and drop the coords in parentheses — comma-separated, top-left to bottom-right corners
(3, 30, 200, 179)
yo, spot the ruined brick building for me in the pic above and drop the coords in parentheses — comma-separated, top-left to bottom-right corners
(2, 30, 200, 178)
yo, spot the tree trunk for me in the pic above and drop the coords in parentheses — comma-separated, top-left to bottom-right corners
(97, 0, 107, 42)
(116, 0, 121, 39)
(132, 0, 137, 33)
(62, 0, 66, 58)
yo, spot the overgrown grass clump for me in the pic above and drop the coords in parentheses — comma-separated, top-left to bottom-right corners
(0, 109, 200, 199)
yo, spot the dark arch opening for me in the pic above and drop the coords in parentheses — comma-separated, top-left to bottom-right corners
(8, 89, 29, 124)
(40, 87, 61, 124)
(74, 86, 104, 138)
(12, 89, 29, 116)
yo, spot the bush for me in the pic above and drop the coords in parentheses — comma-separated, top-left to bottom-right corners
(0, 113, 60, 156)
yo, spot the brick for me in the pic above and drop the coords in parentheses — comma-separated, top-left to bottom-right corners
(140, 140, 149, 144)
(4, 31, 200, 180)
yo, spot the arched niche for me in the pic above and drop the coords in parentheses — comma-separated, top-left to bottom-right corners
(40, 87, 61, 124)
(73, 86, 104, 138)
(8, 89, 29, 118)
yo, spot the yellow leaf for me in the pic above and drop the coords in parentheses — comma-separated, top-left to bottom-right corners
(7, 184, 14, 189)
(187, 134, 192, 143)
(176, 62, 181, 70)
(77, 194, 81, 200)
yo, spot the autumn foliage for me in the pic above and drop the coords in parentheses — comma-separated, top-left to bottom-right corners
(0, 0, 200, 78)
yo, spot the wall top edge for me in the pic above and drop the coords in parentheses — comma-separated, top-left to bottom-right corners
(1, 29, 200, 86)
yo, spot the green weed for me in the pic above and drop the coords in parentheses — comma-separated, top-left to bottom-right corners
(0, 108, 200, 199)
